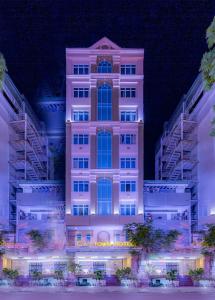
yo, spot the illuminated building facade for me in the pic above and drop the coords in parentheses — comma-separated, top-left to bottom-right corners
(1, 39, 211, 280)
(65, 37, 144, 275)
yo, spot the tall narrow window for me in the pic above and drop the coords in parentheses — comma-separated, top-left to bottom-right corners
(98, 61, 112, 73)
(29, 263, 42, 276)
(97, 130, 112, 168)
(97, 84, 112, 120)
(97, 178, 112, 215)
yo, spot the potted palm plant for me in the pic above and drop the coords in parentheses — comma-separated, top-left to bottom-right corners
(115, 267, 134, 286)
(166, 269, 178, 287)
(94, 270, 105, 286)
(188, 268, 204, 286)
(0, 53, 7, 90)
(124, 222, 180, 285)
(3, 268, 19, 285)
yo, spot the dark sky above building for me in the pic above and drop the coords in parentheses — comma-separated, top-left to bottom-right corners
(0, 0, 215, 178)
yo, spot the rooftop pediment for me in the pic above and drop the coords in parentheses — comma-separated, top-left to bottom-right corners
(90, 37, 121, 50)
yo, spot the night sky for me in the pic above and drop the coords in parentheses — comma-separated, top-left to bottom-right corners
(0, 0, 215, 179)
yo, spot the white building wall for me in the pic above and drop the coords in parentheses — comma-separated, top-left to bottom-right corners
(0, 93, 10, 229)
(194, 88, 215, 224)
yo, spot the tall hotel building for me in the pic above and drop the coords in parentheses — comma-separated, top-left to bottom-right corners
(65, 37, 144, 275)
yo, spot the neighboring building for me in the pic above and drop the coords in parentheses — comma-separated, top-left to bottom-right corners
(65, 37, 144, 275)
(3, 181, 66, 276)
(144, 180, 191, 247)
(0, 74, 48, 231)
(36, 79, 65, 180)
(16, 181, 65, 248)
(155, 74, 215, 230)
(141, 180, 201, 279)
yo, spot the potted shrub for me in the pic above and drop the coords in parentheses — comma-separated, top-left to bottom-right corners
(116, 267, 134, 286)
(31, 270, 43, 283)
(68, 260, 82, 285)
(27, 230, 46, 252)
(188, 268, 204, 286)
(3, 268, 19, 285)
(166, 269, 178, 287)
(94, 270, 105, 286)
(54, 270, 64, 280)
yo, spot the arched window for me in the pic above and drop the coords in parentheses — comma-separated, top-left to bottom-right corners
(97, 84, 112, 121)
(97, 61, 112, 73)
(97, 178, 112, 215)
(97, 130, 112, 169)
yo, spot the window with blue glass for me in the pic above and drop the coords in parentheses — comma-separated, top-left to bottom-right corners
(73, 111, 89, 121)
(97, 61, 112, 73)
(97, 130, 112, 168)
(29, 263, 42, 276)
(76, 234, 82, 241)
(86, 233, 91, 242)
(120, 158, 136, 169)
(74, 88, 89, 98)
(115, 233, 121, 242)
(97, 84, 112, 120)
(125, 231, 129, 241)
(120, 88, 136, 98)
(120, 204, 136, 216)
(121, 65, 136, 75)
(120, 111, 136, 121)
(73, 134, 89, 144)
(120, 181, 136, 192)
(97, 178, 112, 215)
(120, 134, 136, 145)
(73, 158, 89, 169)
(54, 263, 67, 273)
(73, 181, 89, 192)
(73, 64, 89, 75)
(73, 205, 89, 216)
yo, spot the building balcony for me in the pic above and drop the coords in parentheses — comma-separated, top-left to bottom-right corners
(65, 214, 143, 226)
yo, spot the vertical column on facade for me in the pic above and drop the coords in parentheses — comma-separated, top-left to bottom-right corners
(90, 176, 97, 215)
(138, 122, 144, 214)
(91, 85, 97, 121)
(90, 134, 97, 169)
(90, 126, 97, 214)
(113, 176, 119, 214)
(90, 55, 97, 73)
(66, 121, 72, 215)
(112, 55, 120, 73)
(112, 126, 119, 214)
(112, 132, 119, 169)
(112, 86, 119, 121)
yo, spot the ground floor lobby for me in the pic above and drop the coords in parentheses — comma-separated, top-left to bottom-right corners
(3, 248, 205, 279)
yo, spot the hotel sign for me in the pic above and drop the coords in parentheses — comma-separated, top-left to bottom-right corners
(76, 241, 133, 247)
